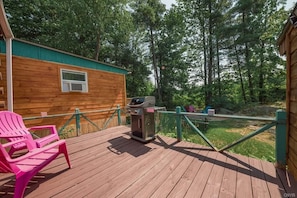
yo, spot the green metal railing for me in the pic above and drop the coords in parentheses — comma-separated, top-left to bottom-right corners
(23, 105, 122, 137)
(23, 105, 287, 166)
(158, 107, 287, 166)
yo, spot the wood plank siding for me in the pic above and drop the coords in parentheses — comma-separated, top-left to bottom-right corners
(278, 11, 297, 180)
(0, 126, 296, 198)
(287, 26, 297, 180)
(0, 39, 128, 136)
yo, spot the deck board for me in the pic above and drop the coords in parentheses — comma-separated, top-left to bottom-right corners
(249, 157, 271, 198)
(219, 153, 237, 198)
(0, 125, 296, 198)
(235, 153, 253, 198)
(184, 151, 217, 198)
(166, 146, 208, 198)
(117, 137, 179, 198)
(132, 141, 191, 198)
(149, 142, 194, 198)
(261, 160, 285, 198)
(201, 152, 226, 198)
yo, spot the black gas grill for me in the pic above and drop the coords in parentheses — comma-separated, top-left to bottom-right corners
(128, 96, 156, 143)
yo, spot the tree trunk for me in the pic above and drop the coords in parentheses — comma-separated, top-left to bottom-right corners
(207, 0, 213, 105)
(258, 41, 265, 103)
(202, 20, 208, 106)
(149, 27, 162, 103)
(234, 38, 247, 104)
(216, 37, 221, 98)
(245, 43, 256, 102)
(242, 12, 255, 102)
(94, 32, 101, 61)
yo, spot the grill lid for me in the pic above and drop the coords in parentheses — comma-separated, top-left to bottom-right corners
(130, 97, 145, 105)
(128, 96, 155, 108)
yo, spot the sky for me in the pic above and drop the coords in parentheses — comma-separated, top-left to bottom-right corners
(161, 0, 297, 10)
(286, 0, 297, 9)
(161, 0, 176, 9)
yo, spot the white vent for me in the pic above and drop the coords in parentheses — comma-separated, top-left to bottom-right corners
(69, 83, 83, 91)
(69, 82, 84, 92)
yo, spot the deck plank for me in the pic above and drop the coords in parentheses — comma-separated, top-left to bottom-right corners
(201, 152, 227, 198)
(167, 145, 209, 198)
(149, 143, 196, 198)
(132, 141, 192, 198)
(234, 153, 253, 197)
(249, 157, 271, 198)
(218, 153, 238, 198)
(117, 137, 183, 198)
(260, 160, 285, 198)
(184, 151, 218, 198)
(0, 125, 296, 198)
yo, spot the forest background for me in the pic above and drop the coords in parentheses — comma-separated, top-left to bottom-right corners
(3, 0, 293, 111)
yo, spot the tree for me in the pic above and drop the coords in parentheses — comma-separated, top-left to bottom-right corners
(4, 0, 288, 109)
(4, 0, 133, 61)
(4, 0, 60, 40)
(130, 0, 166, 103)
(157, 5, 188, 108)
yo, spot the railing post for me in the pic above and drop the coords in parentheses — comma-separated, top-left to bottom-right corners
(75, 108, 81, 136)
(275, 110, 287, 168)
(176, 106, 182, 141)
(117, 104, 121, 125)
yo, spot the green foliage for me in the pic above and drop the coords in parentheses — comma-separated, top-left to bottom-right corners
(3, 0, 288, 108)
(4, 0, 60, 39)
(4, 0, 133, 61)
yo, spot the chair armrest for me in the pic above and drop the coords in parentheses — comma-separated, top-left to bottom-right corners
(28, 125, 60, 147)
(35, 134, 60, 147)
(8, 140, 66, 163)
(1, 139, 27, 148)
(0, 135, 24, 138)
(0, 135, 27, 148)
(28, 125, 58, 134)
(1, 137, 36, 151)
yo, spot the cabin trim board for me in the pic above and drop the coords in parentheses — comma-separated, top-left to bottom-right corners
(0, 39, 128, 75)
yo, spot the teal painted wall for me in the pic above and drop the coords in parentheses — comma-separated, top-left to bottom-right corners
(0, 39, 128, 75)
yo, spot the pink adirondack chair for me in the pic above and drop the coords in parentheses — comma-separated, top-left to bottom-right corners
(0, 133, 71, 198)
(0, 111, 60, 155)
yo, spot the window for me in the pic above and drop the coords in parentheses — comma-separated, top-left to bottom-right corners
(61, 69, 88, 92)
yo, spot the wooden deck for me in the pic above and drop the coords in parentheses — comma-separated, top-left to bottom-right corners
(0, 125, 297, 198)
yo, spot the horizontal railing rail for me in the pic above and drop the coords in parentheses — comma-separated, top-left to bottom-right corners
(23, 105, 123, 137)
(158, 110, 276, 121)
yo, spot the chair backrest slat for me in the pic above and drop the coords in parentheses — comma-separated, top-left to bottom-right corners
(0, 111, 29, 141)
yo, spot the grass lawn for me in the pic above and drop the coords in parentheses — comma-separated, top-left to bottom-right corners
(157, 117, 276, 162)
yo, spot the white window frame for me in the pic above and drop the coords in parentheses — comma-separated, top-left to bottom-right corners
(60, 69, 88, 93)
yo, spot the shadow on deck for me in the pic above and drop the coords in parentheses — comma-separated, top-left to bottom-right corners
(0, 125, 296, 198)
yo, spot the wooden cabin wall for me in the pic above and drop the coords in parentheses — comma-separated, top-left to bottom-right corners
(286, 26, 297, 180)
(0, 54, 127, 137)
